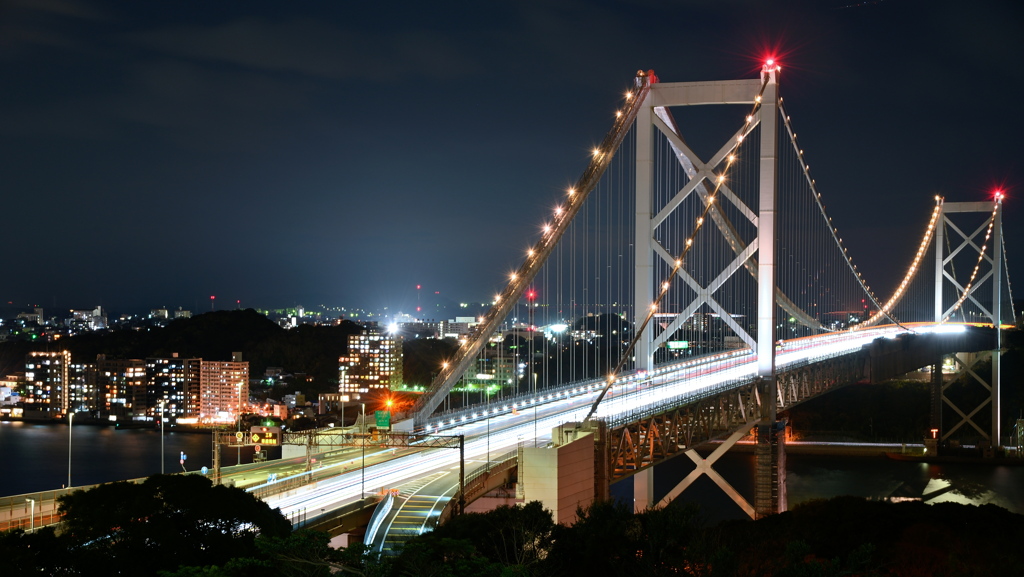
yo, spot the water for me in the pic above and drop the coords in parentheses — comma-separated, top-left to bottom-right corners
(0, 421, 215, 496)
(786, 454, 1024, 512)
(4, 423, 1024, 519)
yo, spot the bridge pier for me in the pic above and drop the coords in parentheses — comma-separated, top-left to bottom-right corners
(520, 423, 597, 525)
(754, 420, 786, 518)
(930, 354, 943, 442)
(632, 467, 654, 513)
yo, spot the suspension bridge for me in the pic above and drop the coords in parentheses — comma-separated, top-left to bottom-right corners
(251, 61, 1016, 551)
(9, 62, 1015, 548)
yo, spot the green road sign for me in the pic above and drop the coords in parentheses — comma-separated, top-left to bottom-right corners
(375, 410, 391, 428)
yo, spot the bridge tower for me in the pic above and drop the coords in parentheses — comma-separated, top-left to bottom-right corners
(932, 196, 1006, 446)
(632, 62, 784, 516)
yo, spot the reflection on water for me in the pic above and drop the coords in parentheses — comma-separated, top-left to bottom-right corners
(786, 455, 1024, 513)
(0, 421, 214, 496)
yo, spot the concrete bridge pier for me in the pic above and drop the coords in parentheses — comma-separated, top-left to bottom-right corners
(632, 467, 654, 513)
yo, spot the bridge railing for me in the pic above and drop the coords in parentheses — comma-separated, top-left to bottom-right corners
(604, 338, 881, 431)
(423, 348, 755, 432)
(423, 374, 634, 430)
(436, 448, 520, 527)
(603, 374, 759, 430)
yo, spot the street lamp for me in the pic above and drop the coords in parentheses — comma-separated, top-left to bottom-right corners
(26, 499, 35, 532)
(360, 402, 367, 499)
(67, 412, 74, 489)
(160, 401, 166, 475)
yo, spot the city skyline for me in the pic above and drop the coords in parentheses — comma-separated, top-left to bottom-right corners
(2, 1, 1021, 314)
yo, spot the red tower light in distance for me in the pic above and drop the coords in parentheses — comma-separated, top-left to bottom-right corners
(526, 289, 537, 331)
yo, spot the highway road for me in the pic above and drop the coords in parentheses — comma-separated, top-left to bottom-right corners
(264, 324, 942, 524)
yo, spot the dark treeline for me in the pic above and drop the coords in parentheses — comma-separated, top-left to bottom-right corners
(3, 476, 1022, 576)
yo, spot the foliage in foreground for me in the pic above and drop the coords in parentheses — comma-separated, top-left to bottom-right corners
(4, 485, 1024, 576)
(0, 474, 291, 576)
(384, 497, 1024, 577)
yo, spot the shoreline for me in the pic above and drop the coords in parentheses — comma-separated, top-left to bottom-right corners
(0, 416, 217, 434)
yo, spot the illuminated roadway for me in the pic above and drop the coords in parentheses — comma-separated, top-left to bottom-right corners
(264, 324, 960, 524)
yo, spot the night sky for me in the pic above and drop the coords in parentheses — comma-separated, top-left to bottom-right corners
(2, 0, 1021, 317)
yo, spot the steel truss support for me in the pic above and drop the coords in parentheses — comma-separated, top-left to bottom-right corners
(658, 424, 757, 518)
(605, 350, 868, 516)
(942, 352, 997, 442)
(935, 200, 1004, 444)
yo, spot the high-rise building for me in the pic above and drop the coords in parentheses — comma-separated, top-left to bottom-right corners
(198, 353, 248, 423)
(94, 356, 147, 417)
(23, 351, 71, 415)
(338, 327, 403, 394)
(145, 354, 200, 420)
(68, 361, 96, 412)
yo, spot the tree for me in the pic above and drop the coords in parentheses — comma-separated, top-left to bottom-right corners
(393, 502, 554, 576)
(56, 474, 292, 576)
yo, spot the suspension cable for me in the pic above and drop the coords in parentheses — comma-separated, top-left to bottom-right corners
(856, 198, 943, 328)
(411, 70, 657, 424)
(1002, 226, 1017, 326)
(778, 102, 904, 329)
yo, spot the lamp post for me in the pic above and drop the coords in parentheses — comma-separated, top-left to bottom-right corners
(360, 401, 366, 498)
(67, 412, 74, 489)
(26, 499, 35, 532)
(160, 401, 166, 475)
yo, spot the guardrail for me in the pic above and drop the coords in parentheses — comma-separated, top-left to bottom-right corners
(436, 450, 519, 527)
(362, 490, 396, 549)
